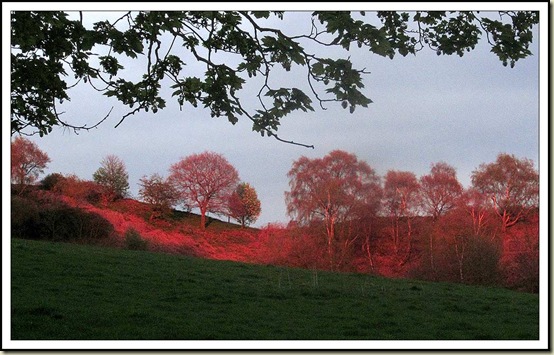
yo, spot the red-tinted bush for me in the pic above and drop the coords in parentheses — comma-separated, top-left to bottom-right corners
(56, 174, 106, 205)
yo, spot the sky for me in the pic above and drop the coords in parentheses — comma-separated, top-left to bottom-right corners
(4, 4, 545, 229)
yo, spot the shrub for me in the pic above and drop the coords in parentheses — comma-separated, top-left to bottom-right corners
(35, 205, 115, 242)
(77, 211, 115, 241)
(258, 224, 326, 269)
(509, 249, 539, 293)
(11, 195, 40, 239)
(124, 228, 149, 251)
(11, 193, 114, 242)
(40, 173, 65, 191)
(462, 235, 501, 286)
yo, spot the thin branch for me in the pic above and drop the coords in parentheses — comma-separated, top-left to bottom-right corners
(114, 105, 144, 128)
(52, 100, 114, 133)
(229, 91, 314, 149)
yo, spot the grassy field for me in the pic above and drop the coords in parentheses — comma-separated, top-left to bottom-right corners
(11, 238, 539, 341)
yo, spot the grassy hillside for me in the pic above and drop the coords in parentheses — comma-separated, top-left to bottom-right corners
(11, 238, 539, 340)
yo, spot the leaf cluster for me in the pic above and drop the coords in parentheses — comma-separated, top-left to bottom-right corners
(11, 11, 538, 146)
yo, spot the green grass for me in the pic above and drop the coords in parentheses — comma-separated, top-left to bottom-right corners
(11, 238, 539, 340)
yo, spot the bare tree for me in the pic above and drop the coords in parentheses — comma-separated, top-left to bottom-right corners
(138, 173, 179, 220)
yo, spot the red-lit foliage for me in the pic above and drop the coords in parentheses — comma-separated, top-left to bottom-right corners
(499, 210, 539, 292)
(54, 174, 106, 205)
(11, 136, 50, 194)
(286, 150, 382, 270)
(11, 141, 539, 293)
(16, 185, 539, 292)
(419, 162, 464, 275)
(228, 182, 262, 228)
(417, 208, 502, 285)
(256, 224, 327, 269)
(169, 151, 240, 230)
(471, 153, 539, 231)
(420, 162, 463, 219)
(138, 173, 179, 220)
(382, 170, 420, 265)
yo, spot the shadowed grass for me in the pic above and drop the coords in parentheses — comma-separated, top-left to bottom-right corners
(11, 238, 538, 340)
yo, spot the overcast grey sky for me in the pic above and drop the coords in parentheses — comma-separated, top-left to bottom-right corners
(5, 4, 544, 228)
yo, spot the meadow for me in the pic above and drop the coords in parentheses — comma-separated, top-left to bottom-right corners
(11, 238, 539, 341)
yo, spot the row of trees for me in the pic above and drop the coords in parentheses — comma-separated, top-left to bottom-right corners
(139, 151, 261, 228)
(285, 150, 539, 274)
(11, 137, 539, 289)
(11, 137, 261, 228)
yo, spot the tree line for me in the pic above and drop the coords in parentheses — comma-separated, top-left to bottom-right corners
(11, 137, 261, 229)
(11, 137, 539, 290)
(283, 150, 538, 290)
(11, 136, 539, 235)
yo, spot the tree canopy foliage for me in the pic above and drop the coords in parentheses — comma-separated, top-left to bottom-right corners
(10, 136, 51, 193)
(138, 173, 179, 220)
(286, 150, 382, 267)
(92, 154, 130, 199)
(10, 10, 538, 146)
(471, 153, 538, 230)
(169, 151, 240, 229)
(420, 162, 463, 220)
(228, 182, 262, 228)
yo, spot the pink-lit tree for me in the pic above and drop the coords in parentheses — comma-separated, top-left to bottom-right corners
(286, 150, 382, 269)
(459, 187, 491, 236)
(138, 173, 179, 220)
(419, 162, 463, 273)
(420, 162, 463, 220)
(471, 153, 538, 231)
(169, 151, 240, 229)
(11, 136, 51, 194)
(383, 170, 420, 264)
(228, 182, 261, 228)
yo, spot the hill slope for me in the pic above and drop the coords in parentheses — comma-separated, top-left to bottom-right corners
(57, 196, 268, 263)
(11, 238, 539, 341)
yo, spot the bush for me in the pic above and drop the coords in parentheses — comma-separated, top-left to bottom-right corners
(509, 250, 539, 293)
(40, 173, 64, 191)
(124, 228, 149, 251)
(56, 174, 105, 205)
(11, 196, 40, 239)
(258, 224, 326, 269)
(11, 194, 114, 242)
(462, 235, 501, 286)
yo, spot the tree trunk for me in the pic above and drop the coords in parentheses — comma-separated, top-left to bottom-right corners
(200, 208, 207, 230)
(454, 239, 465, 282)
(326, 216, 335, 270)
(401, 218, 413, 267)
(429, 231, 435, 274)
